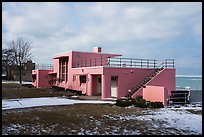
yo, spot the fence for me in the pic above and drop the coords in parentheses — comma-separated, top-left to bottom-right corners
(72, 57, 108, 68)
(35, 64, 53, 70)
(158, 59, 174, 68)
(72, 57, 174, 69)
(107, 57, 157, 68)
(34, 58, 174, 70)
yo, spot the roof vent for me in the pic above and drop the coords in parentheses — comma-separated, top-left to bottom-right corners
(93, 47, 102, 53)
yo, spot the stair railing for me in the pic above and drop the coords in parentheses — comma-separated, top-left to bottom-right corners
(128, 59, 174, 97)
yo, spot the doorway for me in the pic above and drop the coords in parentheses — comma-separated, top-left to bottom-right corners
(111, 76, 118, 97)
(96, 76, 102, 95)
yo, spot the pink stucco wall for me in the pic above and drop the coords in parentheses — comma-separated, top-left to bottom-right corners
(143, 85, 168, 106)
(32, 70, 52, 88)
(71, 51, 121, 68)
(132, 68, 176, 98)
(67, 67, 103, 95)
(102, 67, 155, 98)
(148, 68, 176, 96)
(60, 66, 175, 100)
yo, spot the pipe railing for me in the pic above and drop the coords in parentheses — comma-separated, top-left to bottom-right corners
(34, 58, 174, 70)
(35, 64, 53, 70)
(107, 57, 157, 68)
(71, 57, 172, 69)
(158, 59, 174, 68)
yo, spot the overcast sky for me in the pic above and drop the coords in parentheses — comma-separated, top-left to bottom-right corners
(2, 2, 202, 75)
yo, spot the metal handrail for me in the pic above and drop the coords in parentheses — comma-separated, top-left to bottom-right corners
(158, 59, 174, 68)
(35, 64, 53, 70)
(128, 59, 175, 97)
(72, 57, 159, 68)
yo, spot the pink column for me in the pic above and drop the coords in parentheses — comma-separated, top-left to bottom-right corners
(37, 71, 39, 88)
(87, 74, 93, 96)
(102, 74, 111, 99)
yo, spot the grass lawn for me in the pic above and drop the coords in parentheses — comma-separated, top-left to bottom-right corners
(2, 104, 201, 135)
(2, 104, 145, 135)
(2, 83, 78, 99)
(2, 83, 202, 135)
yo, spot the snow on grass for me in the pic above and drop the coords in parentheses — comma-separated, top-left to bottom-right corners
(2, 80, 32, 84)
(2, 97, 115, 110)
(145, 108, 202, 134)
(104, 107, 202, 135)
(4, 124, 22, 135)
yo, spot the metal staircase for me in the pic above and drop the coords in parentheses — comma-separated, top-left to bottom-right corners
(127, 59, 174, 98)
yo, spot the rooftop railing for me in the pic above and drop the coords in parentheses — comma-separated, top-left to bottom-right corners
(158, 59, 175, 68)
(35, 64, 53, 70)
(34, 58, 174, 70)
(72, 57, 175, 69)
(107, 57, 157, 68)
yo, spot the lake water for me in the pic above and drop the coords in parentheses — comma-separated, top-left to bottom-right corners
(176, 75, 202, 90)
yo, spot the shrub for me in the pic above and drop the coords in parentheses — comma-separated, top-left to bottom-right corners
(131, 96, 148, 108)
(148, 101, 164, 108)
(135, 96, 143, 101)
(134, 102, 148, 108)
(115, 96, 164, 109)
(115, 98, 132, 107)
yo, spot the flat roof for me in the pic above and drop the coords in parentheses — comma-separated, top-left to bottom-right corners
(53, 50, 122, 59)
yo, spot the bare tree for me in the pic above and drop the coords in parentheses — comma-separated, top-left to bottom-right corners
(2, 48, 15, 80)
(6, 37, 33, 84)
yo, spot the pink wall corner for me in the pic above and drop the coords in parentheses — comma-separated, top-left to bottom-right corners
(53, 52, 72, 79)
(132, 69, 175, 98)
(32, 70, 52, 88)
(103, 67, 155, 98)
(143, 85, 168, 106)
(102, 74, 111, 99)
(53, 59, 59, 77)
(132, 88, 143, 98)
(66, 67, 103, 95)
(148, 68, 176, 96)
(32, 70, 37, 87)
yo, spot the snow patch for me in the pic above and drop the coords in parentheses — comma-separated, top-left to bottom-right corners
(2, 80, 32, 84)
(2, 97, 115, 110)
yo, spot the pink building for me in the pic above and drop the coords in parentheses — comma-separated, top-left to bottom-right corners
(32, 47, 176, 106)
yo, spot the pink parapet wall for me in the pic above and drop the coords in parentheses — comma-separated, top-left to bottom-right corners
(143, 85, 168, 106)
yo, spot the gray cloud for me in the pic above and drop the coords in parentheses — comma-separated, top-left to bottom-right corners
(2, 2, 202, 75)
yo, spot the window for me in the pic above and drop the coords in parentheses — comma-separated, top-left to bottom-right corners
(111, 76, 118, 81)
(80, 75, 86, 84)
(59, 58, 68, 81)
(32, 75, 36, 82)
(73, 75, 76, 82)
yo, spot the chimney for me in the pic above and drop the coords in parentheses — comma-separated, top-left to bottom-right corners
(93, 47, 102, 53)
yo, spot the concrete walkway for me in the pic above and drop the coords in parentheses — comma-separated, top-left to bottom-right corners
(2, 97, 116, 110)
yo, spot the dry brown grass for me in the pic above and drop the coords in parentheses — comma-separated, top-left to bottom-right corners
(2, 83, 24, 89)
(2, 104, 149, 135)
(2, 104, 200, 135)
(2, 83, 201, 135)
(2, 83, 76, 99)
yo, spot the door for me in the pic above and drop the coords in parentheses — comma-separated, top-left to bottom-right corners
(111, 76, 118, 97)
(97, 76, 102, 95)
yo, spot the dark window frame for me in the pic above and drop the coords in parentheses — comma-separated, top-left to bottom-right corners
(80, 75, 87, 84)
